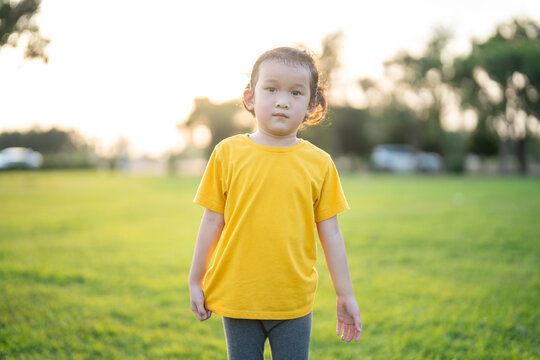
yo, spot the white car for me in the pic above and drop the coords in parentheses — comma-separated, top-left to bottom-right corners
(0, 147, 43, 169)
(371, 144, 443, 173)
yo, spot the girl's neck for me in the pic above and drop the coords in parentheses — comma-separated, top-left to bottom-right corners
(249, 130, 300, 147)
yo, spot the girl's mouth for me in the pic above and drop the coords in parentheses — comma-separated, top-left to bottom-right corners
(273, 113, 288, 118)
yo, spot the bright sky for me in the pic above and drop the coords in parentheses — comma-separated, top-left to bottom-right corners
(1, 0, 539, 157)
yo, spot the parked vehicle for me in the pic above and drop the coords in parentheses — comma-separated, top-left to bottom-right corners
(0, 147, 43, 169)
(371, 144, 443, 173)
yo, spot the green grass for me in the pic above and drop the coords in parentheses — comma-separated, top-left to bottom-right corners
(1, 171, 539, 359)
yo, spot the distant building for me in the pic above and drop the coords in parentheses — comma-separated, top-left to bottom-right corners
(0, 147, 43, 169)
(371, 144, 443, 173)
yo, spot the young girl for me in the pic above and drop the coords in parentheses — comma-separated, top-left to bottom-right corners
(189, 47, 362, 359)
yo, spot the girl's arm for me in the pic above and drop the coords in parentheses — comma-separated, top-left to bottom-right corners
(317, 215, 362, 342)
(188, 208, 225, 321)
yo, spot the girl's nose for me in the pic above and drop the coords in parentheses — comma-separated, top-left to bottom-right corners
(276, 96, 290, 109)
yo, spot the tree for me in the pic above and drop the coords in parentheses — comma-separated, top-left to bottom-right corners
(300, 105, 371, 157)
(183, 97, 253, 157)
(453, 18, 540, 174)
(383, 27, 454, 154)
(0, 127, 80, 153)
(0, 0, 49, 62)
(318, 30, 344, 92)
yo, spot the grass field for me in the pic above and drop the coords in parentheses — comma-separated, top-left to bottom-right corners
(1, 171, 539, 359)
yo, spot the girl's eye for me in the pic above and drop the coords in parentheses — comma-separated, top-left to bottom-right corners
(267, 87, 277, 92)
(291, 90, 302, 96)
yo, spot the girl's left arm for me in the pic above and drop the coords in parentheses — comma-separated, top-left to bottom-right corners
(317, 215, 362, 343)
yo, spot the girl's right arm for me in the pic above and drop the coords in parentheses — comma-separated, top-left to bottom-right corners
(188, 208, 225, 321)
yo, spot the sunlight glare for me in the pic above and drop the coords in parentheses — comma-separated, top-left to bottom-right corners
(192, 124, 212, 149)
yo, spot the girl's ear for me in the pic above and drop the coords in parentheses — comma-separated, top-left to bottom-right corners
(243, 88, 255, 111)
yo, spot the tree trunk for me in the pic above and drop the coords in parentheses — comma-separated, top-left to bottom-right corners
(498, 139, 511, 174)
(515, 137, 528, 174)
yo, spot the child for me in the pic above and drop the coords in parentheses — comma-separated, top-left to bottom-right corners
(189, 47, 362, 360)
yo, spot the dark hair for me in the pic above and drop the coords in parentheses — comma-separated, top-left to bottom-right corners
(243, 47, 328, 128)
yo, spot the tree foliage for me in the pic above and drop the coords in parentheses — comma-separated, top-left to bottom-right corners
(0, 0, 48, 62)
(453, 18, 540, 173)
(383, 27, 454, 154)
(0, 127, 81, 153)
(318, 30, 344, 91)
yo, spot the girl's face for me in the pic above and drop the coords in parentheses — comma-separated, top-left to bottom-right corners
(244, 60, 314, 138)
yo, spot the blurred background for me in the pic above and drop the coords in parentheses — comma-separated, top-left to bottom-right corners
(2, 0, 540, 176)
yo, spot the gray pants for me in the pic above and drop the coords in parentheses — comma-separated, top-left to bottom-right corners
(222, 312, 312, 360)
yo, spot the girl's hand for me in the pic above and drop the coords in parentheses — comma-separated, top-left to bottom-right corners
(189, 285, 212, 321)
(336, 295, 362, 342)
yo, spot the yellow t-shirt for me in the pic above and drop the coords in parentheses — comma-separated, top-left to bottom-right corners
(194, 134, 349, 319)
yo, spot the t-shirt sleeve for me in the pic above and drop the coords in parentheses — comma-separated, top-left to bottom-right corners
(193, 145, 226, 213)
(314, 158, 349, 223)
